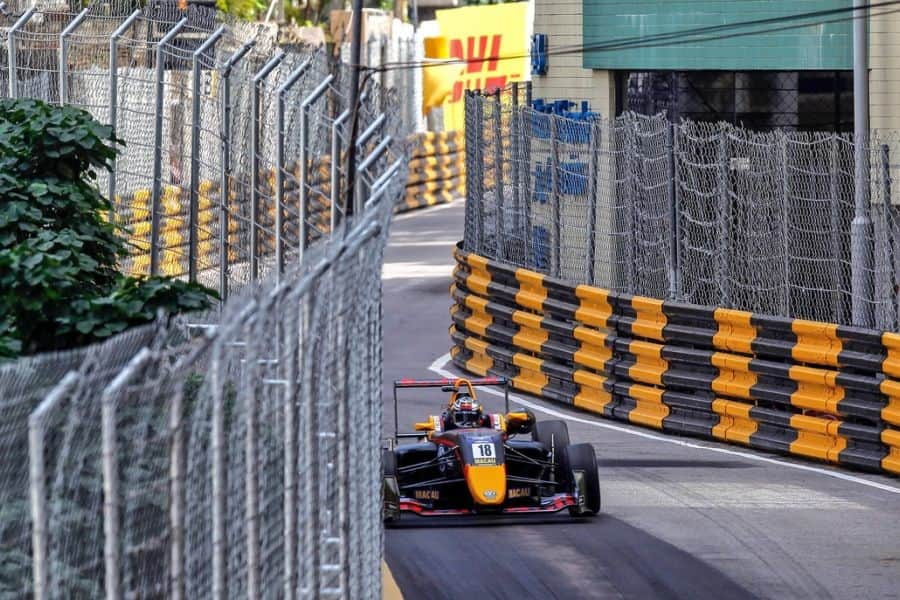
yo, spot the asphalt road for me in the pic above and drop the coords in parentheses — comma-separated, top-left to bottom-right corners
(381, 201, 900, 600)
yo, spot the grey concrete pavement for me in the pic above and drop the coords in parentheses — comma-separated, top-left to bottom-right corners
(382, 201, 900, 600)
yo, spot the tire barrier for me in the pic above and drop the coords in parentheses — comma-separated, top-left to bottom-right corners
(115, 132, 460, 278)
(450, 244, 900, 476)
(401, 130, 465, 211)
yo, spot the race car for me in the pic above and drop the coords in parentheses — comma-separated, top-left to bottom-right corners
(383, 376, 601, 521)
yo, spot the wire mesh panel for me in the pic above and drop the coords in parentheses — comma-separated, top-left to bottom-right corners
(18, 167, 402, 599)
(466, 89, 900, 330)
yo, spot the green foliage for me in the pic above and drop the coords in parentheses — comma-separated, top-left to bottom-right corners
(215, 0, 266, 20)
(0, 98, 217, 359)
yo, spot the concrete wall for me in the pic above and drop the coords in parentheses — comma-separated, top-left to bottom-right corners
(870, 9, 900, 131)
(531, 0, 614, 118)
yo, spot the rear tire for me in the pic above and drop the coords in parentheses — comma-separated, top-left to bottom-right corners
(562, 443, 601, 516)
(531, 420, 570, 455)
(382, 450, 400, 524)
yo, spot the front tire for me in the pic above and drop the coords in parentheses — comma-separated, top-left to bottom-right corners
(562, 443, 601, 516)
(531, 420, 570, 456)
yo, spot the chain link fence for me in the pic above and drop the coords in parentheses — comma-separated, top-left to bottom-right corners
(466, 87, 900, 331)
(0, 4, 412, 299)
(1, 3, 410, 597)
(2, 160, 402, 599)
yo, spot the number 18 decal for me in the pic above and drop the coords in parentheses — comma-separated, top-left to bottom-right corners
(472, 442, 496, 464)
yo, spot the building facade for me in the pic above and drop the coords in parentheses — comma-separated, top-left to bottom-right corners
(532, 0, 898, 131)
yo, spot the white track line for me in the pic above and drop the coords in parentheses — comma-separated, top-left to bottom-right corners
(428, 353, 900, 495)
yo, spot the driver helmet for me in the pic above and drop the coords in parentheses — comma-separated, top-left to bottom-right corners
(450, 392, 483, 428)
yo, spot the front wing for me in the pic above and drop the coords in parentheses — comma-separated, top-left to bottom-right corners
(397, 492, 578, 517)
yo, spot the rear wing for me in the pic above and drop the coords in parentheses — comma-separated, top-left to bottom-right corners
(392, 377, 510, 442)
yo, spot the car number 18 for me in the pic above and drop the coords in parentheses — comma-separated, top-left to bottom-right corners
(472, 442, 495, 459)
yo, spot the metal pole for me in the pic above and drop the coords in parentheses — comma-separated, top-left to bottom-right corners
(550, 114, 561, 277)
(29, 372, 79, 600)
(829, 136, 845, 323)
(356, 113, 386, 151)
(151, 18, 189, 276)
(493, 90, 505, 261)
(715, 132, 730, 307)
(7, 8, 35, 98)
(511, 83, 521, 242)
(299, 74, 335, 253)
(276, 60, 315, 278)
(355, 134, 393, 205)
(852, 0, 875, 327)
(189, 26, 225, 283)
(169, 383, 185, 600)
(211, 340, 227, 600)
(345, 0, 365, 219)
(475, 93, 486, 255)
(331, 109, 351, 234)
(251, 51, 287, 282)
(102, 348, 153, 600)
(58, 9, 89, 105)
(780, 133, 792, 316)
(882, 143, 896, 329)
(523, 96, 533, 267)
(587, 118, 599, 286)
(667, 119, 678, 298)
(219, 41, 255, 301)
(108, 10, 141, 218)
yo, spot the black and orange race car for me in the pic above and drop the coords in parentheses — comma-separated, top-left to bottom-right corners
(383, 377, 601, 522)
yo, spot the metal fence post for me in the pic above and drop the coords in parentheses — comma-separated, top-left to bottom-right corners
(511, 83, 521, 243)
(102, 348, 153, 600)
(779, 133, 792, 316)
(475, 93, 486, 255)
(151, 18, 188, 276)
(829, 136, 845, 323)
(523, 100, 533, 267)
(251, 51, 286, 282)
(189, 26, 225, 283)
(108, 10, 141, 218)
(331, 109, 351, 234)
(275, 60, 313, 279)
(210, 340, 227, 600)
(464, 91, 476, 250)
(667, 120, 679, 299)
(7, 8, 35, 98)
(219, 41, 255, 301)
(882, 143, 896, 329)
(58, 9, 89, 106)
(550, 114, 561, 278)
(493, 90, 505, 261)
(299, 74, 335, 254)
(169, 382, 185, 600)
(355, 135, 393, 208)
(587, 118, 599, 286)
(29, 372, 80, 600)
(715, 131, 731, 307)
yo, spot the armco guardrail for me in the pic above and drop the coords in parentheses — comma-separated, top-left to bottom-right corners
(402, 130, 465, 211)
(450, 244, 900, 476)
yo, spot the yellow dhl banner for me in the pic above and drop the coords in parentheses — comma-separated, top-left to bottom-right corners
(436, 2, 531, 131)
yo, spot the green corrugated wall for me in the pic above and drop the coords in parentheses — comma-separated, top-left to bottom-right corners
(582, 0, 853, 70)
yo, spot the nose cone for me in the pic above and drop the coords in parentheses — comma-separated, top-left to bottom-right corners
(464, 464, 506, 505)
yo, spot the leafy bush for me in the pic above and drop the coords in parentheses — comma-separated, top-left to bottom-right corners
(0, 98, 216, 359)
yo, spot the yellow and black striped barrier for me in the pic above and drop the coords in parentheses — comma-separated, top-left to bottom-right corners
(450, 244, 900, 476)
(401, 131, 465, 212)
(112, 134, 466, 277)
